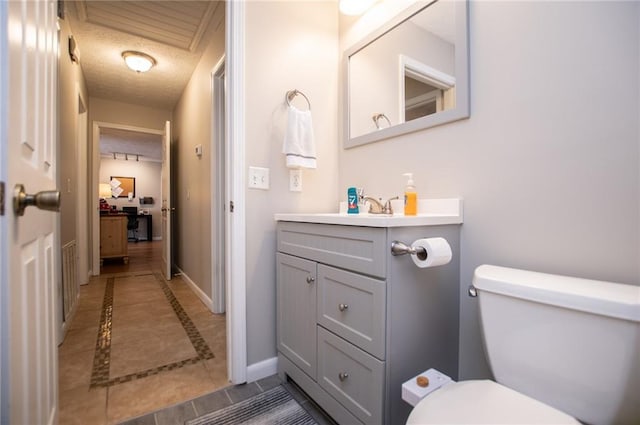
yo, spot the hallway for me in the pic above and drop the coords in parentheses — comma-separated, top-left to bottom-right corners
(58, 241, 228, 424)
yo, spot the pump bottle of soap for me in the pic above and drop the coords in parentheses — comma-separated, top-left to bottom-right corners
(403, 173, 417, 216)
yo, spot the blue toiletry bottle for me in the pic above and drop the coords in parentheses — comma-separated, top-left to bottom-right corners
(347, 187, 359, 214)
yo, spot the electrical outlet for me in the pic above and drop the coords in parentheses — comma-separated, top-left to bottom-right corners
(290, 169, 302, 192)
(248, 166, 269, 190)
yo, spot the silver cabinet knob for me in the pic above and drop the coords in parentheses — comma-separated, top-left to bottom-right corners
(13, 184, 60, 216)
(338, 303, 349, 312)
(306, 276, 315, 284)
(338, 372, 349, 381)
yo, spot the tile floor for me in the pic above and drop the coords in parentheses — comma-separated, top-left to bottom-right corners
(58, 242, 229, 424)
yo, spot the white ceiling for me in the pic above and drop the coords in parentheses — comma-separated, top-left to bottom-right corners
(66, 0, 224, 159)
(99, 127, 164, 162)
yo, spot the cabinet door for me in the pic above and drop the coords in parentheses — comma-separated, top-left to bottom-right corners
(100, 218, 116, 256)
(277, 253, 317, 379)
(100, 216, 127, 257)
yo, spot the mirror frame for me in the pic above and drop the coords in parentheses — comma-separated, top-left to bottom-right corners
(344, 0, 469, 149)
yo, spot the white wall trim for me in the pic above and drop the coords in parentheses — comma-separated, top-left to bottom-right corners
(76, 86, 89, 285)
(211, 56, 226, 315)
(246, 357, 278, 384)
(226, 0, 247, 384)
(174, 267, 213, 312)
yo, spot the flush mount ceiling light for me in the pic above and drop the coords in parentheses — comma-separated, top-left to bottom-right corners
(339, 0, 376, 15)
(122, 50, 156, 73)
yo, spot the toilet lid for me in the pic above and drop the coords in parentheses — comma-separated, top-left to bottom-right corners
(406, 380, 580, 424)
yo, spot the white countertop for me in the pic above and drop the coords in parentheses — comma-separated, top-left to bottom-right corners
(275, 198, 463, 228)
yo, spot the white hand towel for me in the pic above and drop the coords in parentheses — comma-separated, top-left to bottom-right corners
(283, 106, 316, 169)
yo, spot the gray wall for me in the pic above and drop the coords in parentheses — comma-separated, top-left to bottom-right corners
(89, 98, 171, 132)
(172, 5, 225, 299)
(339, 1, 640, 378)
(58, 16, 89, 248)
(244, 1, 340, 365)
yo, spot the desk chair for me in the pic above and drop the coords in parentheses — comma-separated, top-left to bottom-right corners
(123, 207, 139, 242)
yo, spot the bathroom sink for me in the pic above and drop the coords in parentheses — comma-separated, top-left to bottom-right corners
(275, 198, 463, 227)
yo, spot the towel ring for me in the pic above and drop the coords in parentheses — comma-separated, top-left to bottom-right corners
(286, 89, 311, 111)
(372, 113, 391, 129)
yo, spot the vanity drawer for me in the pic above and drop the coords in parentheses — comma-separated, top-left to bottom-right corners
(277, 222, 386, 278)
(317, 327, 384, 425)
(317, 264, 386, 359)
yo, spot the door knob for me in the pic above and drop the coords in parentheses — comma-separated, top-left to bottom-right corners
(13, 184, 61, 216)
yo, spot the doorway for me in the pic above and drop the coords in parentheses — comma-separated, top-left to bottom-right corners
(58, 1, 249, 421)
(91, 122, 165, 275)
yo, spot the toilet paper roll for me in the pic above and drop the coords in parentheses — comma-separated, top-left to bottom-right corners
(410, 237, 452, 268)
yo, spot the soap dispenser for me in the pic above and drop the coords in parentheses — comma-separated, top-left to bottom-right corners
(403, 173, 417, 216)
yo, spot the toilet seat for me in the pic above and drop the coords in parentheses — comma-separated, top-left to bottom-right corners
(407, 380, 579, 424)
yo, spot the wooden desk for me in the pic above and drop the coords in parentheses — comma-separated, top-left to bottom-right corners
(100, 215, 128, 264)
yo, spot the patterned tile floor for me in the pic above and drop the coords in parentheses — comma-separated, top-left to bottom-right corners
(58, 242, 228, 424)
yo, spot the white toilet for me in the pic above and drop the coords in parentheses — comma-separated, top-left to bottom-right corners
(407, 264, 640, 425)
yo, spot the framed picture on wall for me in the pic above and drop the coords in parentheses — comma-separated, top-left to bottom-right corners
(111, 176, 135, 198)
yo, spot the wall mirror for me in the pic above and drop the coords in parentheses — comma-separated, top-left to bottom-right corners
(344, 0, 469, 148)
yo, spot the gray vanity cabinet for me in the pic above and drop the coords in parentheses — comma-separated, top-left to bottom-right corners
(276, 221, 460, 425)
(277, 253, 317, 379)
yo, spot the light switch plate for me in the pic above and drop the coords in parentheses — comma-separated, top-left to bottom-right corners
(289, 169, 302, 192)
(248, 166, 269, 190)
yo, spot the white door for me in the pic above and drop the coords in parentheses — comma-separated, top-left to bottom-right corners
(161, 120, 172, 280)
(1, 0, 60, 423)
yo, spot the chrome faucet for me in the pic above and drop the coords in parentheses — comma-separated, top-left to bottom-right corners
(363, 196, 384, 214)
(383, 196, 399, 214)
(363, 195, 399, 215)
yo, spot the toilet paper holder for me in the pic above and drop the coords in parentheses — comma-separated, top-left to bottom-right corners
(390, 241, 428, 261)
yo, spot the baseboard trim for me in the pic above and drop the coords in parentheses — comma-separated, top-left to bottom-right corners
(174, 267, 213, 312)
(246, 356, 278, 383)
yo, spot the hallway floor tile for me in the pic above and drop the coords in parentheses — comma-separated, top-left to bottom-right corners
(58, 251, 228, 424)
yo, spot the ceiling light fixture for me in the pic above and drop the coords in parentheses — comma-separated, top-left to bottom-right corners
(122, 50, 156, 73)
(339, 0, 376, 16)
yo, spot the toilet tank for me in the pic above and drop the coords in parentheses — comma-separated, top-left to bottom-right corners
(473, 265, 640, 425)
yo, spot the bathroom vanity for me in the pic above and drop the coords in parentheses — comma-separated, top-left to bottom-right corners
(275, 201, 462, 425)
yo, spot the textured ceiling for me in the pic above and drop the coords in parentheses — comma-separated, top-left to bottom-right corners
(99, 127, 163, 162)
(66, 1, 225, 158)
(66, 0, 224, 110)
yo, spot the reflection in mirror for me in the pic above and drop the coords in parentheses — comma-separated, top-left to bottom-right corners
(345, 0, 469, 148)
(401, 55, 456, 122)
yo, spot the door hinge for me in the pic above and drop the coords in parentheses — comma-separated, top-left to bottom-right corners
(0, 181, 4, 216)
(229, 201, 234, 213)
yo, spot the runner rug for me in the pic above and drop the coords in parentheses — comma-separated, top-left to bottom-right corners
(186, 385, 318, 425)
